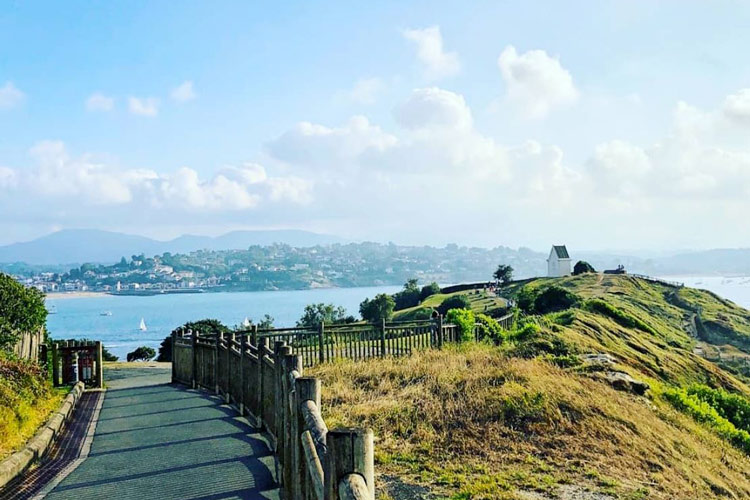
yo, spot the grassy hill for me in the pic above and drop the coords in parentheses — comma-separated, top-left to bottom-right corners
(310, 274, 750, 499)
(393, 288, 509, 321)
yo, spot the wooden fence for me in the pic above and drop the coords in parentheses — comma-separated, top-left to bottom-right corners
(10, 329, 44, 361)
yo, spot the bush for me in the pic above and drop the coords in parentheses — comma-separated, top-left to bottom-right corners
(102, 346, 118, 361)
(393, 279, 421, 310)
(685, 385, 750, 435)
(127, 346, 155, 362)
(446, 308, 475, 342)
(573, 261, 596, 275)
(360, 293, 396, 323)
(298, 303, 349, 328)
(475, 313, 505, 344)
(419, 282, 441, 302)
(438, 294, 471, 315)
(584, 299, 656, 334)
(0, 273, 47, 351)
(533, 286, 580, 314)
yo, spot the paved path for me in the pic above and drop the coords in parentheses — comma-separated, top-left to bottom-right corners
(45, 365, 279, 500)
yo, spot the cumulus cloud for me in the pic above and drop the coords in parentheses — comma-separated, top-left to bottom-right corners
(171, 81, 196, 102)
(723, 88, 750, 123)
(128, 96, 160, 116)
(403, 26, 460, 80)
(348, 78, 384, 105)
(85, 93, 114, 112)
(498, 46, 579, 119)
(395, 87, 472, 130)
(0, 82, 24, 109)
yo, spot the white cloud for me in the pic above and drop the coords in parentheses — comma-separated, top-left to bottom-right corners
(0, 167, 16, 188)
(497, 45, 579, 119)
(395, 87, 472, 130)
(171, 81, 196, 102)
(0, 82, 24, 109)
(723, 88, 750, 122)
(403, 26, 460, 80)
(348, 78, 384, 105)
(128, 96, 160, 116)
(85, 93, 114, 112)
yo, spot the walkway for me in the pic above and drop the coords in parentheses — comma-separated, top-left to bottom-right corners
(30, 365, 278, 500)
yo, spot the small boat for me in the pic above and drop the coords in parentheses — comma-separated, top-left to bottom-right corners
(48, 305, 58, 314)
(100, 311, 112, 316)
(139, 318, 147, 331)
(242, 317, 251, 328)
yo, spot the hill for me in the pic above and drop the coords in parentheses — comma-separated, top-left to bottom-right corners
(310, 274, 750, 499)
(0, 229, 345, 265)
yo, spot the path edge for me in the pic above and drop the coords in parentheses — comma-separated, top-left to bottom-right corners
(0, 382, 85, 489)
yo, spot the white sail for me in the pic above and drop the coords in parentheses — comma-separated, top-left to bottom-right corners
(139, 317, 147, 331)
(242, 317, 251, 328)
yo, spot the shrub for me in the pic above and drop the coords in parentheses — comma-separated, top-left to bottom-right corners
(573, 261, 596, 275)
(298, 303, 349, 328)
(446, 308, 475, 342)
(516, 286, 537, 313)
(475, 313, 505, 344)
(102, 346, 118, 361)
(393, 279, 421, 310)
(685, 385, 750, 434)
(419, 282, 441, 302)
(127, 346, 155, 362)
(0, 273, 47, 351)
(438, 294, 471, 315)
(584, 299, 656, 334)
(533, 286, 580, 314)
(360, 293, 396, 323)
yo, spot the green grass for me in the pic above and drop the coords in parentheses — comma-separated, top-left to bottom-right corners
(394, 289, 508, 321)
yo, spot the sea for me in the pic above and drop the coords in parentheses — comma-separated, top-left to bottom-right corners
(46, 285, 401, 360)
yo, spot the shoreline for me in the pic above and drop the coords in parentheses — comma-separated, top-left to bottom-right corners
(46, 291, 106, 299)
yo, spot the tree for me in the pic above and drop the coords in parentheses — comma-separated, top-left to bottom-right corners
(419, 282, 441, 301)
(438, 294, 472, 315)
(493, 264, 514, 285)
(127, 346, 155, 362)
(297, 303, 348, 328)
(359, 294, 396, 323)
(102, 346, 118, 361)
(258, 314, 275, 329)
(0, 272, 47, 351)
(393, 279, 421, 310)
(573, 261, 596, 275)
(533, 286, 580, 314)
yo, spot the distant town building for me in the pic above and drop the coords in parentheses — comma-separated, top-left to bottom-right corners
(547, 245, 571, 277)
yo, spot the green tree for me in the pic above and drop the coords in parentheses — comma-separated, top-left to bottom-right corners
(297, 303, 348, 328)
(359, 294, 396, 323)
(419, 282, 441, 301)
(533, 286, 580, 314)
(0, 273, 47, 351)
(573, 261, 596, 275)
(127, 346, 156, 362)
(258, 314, 275, 329)
(493, 264, 514, 285)
(157, 319, 230, 362)
(393, 279, 421, 310)
(438, 294, 472, 315)
(102, 346, 118, 361)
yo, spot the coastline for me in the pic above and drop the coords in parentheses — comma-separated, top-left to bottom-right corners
(45, 291, 107, 300)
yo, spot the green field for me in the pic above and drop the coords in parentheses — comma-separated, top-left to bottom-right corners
(393, 288, 509, 320)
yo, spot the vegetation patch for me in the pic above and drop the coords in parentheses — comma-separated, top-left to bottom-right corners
(584, 299, 657, 334)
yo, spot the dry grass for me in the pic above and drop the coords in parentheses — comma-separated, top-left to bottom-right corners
(310, 344, 750, 499)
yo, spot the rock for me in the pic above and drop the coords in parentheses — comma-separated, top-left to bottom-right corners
(581, 353, 617, 366)
(604, 371, 649, 396)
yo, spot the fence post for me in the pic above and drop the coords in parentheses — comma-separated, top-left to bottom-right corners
(239, 334, 246, 415)
(171, 331, 177, 383)
(437, 315, 444, 348)
(318, 321, 325, 364)
(274, 341, 290, 451)
(295, 377, 321, 500)
(258, 337, 269, 426)
(226, 332, 235, 404)
(380, 318, 386, 357)
(95, 341, 103, 389)
(215, 331, 222, 394)
(52, 342, 59, 387)
(325, 429, 375, 500)
(282, 354, 302, 500)
(190, 330, 197, 389)
(252, 324, 259, 346)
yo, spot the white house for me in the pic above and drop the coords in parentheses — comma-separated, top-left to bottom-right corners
(547, 245, 571, 277)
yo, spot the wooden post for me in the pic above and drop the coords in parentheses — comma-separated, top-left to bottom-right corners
(251, 324, 259, 346)
(215, 331, 222, 394)
(437, 315, 444, 348)
(239, 334, 246, 415)
(257, 337, 269, 426)
(273, 341, 289, 450)
(95, 341, 103, 389)
(52, 342, 59, 387)
(318, 321, 325, 364)
(282, 354, 302, 500)
(190, 330, 197, 389)
(325, 429, 375, 500)
(171, 331, 177, 383)
(295, 377, 321, 499)
(380, 319, 386, 358)
(225, 332, 235, 404)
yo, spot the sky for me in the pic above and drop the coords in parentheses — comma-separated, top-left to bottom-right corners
(2, 1, 750, 251)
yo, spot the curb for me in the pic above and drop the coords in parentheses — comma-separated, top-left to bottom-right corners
(0, 381, 85, 489)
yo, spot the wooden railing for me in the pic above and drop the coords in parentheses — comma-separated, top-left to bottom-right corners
(172, 330, 374, 500)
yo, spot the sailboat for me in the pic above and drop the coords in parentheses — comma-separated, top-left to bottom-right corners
(242, 317, 251, 328)
(139, 317, 147, 331)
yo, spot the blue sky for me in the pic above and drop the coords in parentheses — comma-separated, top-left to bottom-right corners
(2, 1, 750, 250)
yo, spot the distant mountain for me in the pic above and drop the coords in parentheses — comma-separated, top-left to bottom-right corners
(0, 229, 345, 265)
